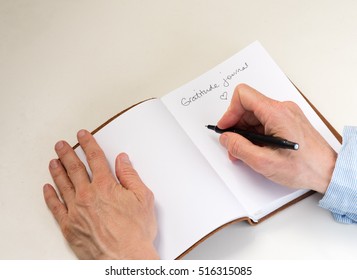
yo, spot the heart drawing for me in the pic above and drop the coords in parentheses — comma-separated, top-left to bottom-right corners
(220, 91, 228, 100)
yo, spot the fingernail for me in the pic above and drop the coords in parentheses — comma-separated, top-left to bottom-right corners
(77, 129, 87, 138)
(55, 141, 64, 150)
(119, 153, 131, 164)
(49, 159, 59, 169)
(43, 184, 51, 192)
(219, 134, 228, 147)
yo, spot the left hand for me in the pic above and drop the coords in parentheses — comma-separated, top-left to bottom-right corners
(43, 129, 159, 259)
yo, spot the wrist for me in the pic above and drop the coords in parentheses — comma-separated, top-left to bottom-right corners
(313, 149, 337, 194)
(98, 241, 159, 260)
(128, 242, 160, 260)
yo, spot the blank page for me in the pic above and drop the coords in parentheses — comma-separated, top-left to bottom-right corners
(75, 99, 247, 259)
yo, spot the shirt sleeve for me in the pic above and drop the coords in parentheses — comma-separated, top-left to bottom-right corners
(319, 126, 357, 224)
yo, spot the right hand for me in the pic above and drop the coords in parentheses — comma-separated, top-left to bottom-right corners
(218, 84, 337, 193)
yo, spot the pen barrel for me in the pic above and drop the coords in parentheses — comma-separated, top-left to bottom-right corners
(206, 125, 299, 150)
(233, 129, 299, 150)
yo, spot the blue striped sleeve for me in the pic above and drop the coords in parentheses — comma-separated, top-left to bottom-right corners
(319, 126, 357, 224)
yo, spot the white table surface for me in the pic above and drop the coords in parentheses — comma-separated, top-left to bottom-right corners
(0, 0, 356, 259)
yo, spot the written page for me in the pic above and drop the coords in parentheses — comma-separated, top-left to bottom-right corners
(162, 41, 341, 220)
(76, 99, 246, 259)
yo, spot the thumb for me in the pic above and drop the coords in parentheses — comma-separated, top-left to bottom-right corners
(115, 153, 147, 192)
(219, 132, 276, 174)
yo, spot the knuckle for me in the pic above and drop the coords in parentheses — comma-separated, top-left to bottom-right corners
(265, 101, 297, 124)
(281, 101, 301, 114)
(228, 136, 241, 158)
(86, 149, 104, 163)
(50, 203, 64, 216)
(121, 165, 139, 179)
(283, 100, 299, 109)
(143, 187, 155, 202)
(51, 166, 64, 179)
(136, 186, 155, 207)
(93, 173, 114, 189)
(75, 189, 93, 205)
(67, 160, 85, 174)
(61, 181, 73, 193)
(53, 176, 73, 193)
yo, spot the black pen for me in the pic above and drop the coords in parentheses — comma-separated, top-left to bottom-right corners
(206, 125, 299, 150)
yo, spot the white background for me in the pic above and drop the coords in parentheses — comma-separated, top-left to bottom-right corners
(0, 0, 356, 259)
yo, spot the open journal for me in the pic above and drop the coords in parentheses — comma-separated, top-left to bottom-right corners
(75, 41, 341, 260)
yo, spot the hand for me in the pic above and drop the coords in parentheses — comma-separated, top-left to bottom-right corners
(218, 84, 337, 193)
(43, 129, 159, 259)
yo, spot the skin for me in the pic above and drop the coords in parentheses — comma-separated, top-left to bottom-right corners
(217, 84, 337, 193)
(43, 129, 159, 259)
(43, 84, 337, 259)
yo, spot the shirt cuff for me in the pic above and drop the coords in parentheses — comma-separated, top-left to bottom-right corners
(319, 126, 357, 224)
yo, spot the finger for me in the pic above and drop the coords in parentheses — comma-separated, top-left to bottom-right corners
(43, 184, 68, 226)
(217, 84, 274, 129)
(228, 152, 239, 162)
(77, 129, 114, 180)
(219, 132, 277, 175)
(55, 140, 90, 187)
(116, 153, 153, 200)
(48, 159, 75, 205)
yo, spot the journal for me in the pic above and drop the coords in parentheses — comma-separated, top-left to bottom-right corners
(75, 42, 341, 259)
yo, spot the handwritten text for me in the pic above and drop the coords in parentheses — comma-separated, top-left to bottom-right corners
(222, 62, 249, 87)
(181, 83, 220, 106)
(180, 62, 248, 107)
